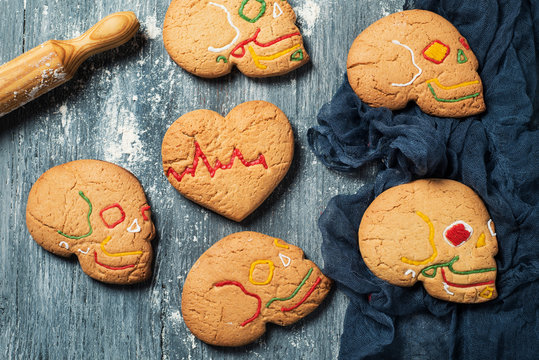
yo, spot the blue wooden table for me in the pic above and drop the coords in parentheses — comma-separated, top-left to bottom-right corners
(0, 1, 404, 358)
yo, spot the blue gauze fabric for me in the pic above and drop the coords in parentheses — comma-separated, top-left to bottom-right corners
(307, 0, 539, 359)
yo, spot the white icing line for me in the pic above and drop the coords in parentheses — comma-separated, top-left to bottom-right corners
(59, 241, 69, 250)
(279, 253, 291, 267)
(273, 3, 283, 18)
(207, 2, 241, 52)
(487, 219, 496, 236)
(443, 282, 454, 295)
(391, 40, 423, 87)
(127, 218, 141, 233)
(404, 269, 416, 278)
(77, 247, 90, 254)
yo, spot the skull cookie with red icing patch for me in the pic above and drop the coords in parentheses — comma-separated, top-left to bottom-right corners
(347, 10, 485, 118)
(161, 101, 294, 222)
(163, 0, 309, 78)
(358, 179, 498, 303)
(26, 160, 155, 284)
(181, 231, 332, 346)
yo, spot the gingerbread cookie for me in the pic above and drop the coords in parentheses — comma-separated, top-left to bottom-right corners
(347, 10, 485, 118)
(162, 101, 294, 222)
(358, 179, 498, 303)
(26, 160, 155, 284)
(181, 231, 332, 346)
(163, 0, 309, 78)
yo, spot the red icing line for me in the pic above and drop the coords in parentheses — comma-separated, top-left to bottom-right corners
(214, 280, 261, 327)
(231, 28, 301, 58)
(422, 40, 450, 64)
(166, 142, 268, 182)
(281, 277, 322, 312)
(441, 268, 495, 288)
(445, 223, 471, 246)
(459, 37, 470, 50)
(141, 205, 151, 221)
(99, 203, 126, 229)
(94, 251, 136, 270)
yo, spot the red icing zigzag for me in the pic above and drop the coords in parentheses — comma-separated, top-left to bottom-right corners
(167, 142, 268, 182)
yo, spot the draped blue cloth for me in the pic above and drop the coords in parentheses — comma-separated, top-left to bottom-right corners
(307, 0, 539, 358)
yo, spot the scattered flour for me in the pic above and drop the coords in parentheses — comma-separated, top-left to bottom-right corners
(143, 15, 161, 40)
(169, 310, 183, 326)
(59, 104, 68, 127)
(294, 0, 321, 36)
(101, 78, 149, 166)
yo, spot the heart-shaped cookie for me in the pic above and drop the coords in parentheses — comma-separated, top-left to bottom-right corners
(162, 101, 294, 221)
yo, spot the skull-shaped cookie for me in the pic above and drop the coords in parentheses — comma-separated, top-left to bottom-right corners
(358, 179, 498, 303)
(181, 232, 332, 346)
(163, 0, 309, 78)
(26, 160, 155, 284)
(347, 10, 485, 118)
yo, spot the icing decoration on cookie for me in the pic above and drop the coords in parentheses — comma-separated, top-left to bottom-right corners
(94, 251, 136, 270)
(166, 141, 268, 182)
(127, 219, 141, 233)
(401, 211, 438, 265)
(77, 247, 90, 254)
(273, 2, 283, 18)
(141, 205, 151, 221)
(443, 282, 454, 295)
(422, 40, 450, 64)
(479, 286, 494, 299)
(404, 269, 416, 278)
(57, 191, 93, 240)
(100, 236, 143, 257)
(426, 78, 480, 103)
(273, 238, 289, 249)
(216, 55, 228, 63)
(457, 49, 468, 64)
(249, 260, 275, 285)
(487, 219, 496, 236)
(279, 253, 291, 267)
(230, 29, 301, 58)
(476, 233, 486, 248)
(239, 0, 266, 23)
(459, 37, 470, 50)
(248, 44, 301, 69)
(440, 268, 495, 288)
(443, 221, 473, 247)
(59, 241, 69, 250)
(214, 280, 262, 326)
(207, 2, 241, 52)
(281, 277, 322, 312)
(420, 256, 496, 279)
(390, 40, 422, 87)
(99, 203, 126, 229)
(266, 268, 313, 307)
(290, 49, 304, 61)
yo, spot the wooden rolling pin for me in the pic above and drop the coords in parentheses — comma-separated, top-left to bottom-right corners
(0, 11, 139, 118)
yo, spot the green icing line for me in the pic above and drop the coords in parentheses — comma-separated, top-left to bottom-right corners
(58, 191, 93, 240)
(457, 49, 468, 64)
(216, 56, 228, 63)
(265, 268, 313, 308)
(290, 49, 304, 61)
(239, 0, 266, 23)
(427, 83, 480, 103)
(421, 256, 496, 278)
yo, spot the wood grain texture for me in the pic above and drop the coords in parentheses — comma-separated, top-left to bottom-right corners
(0, 12, 139, 117)
(0, 0, 404, 359)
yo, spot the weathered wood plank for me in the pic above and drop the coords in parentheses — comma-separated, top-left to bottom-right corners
(0, 0, 405, 359)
